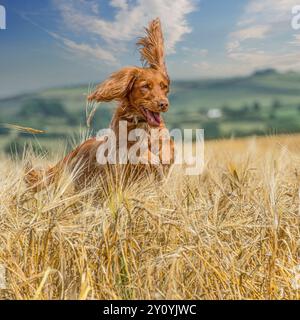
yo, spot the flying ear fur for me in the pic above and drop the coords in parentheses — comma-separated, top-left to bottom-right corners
(137, 18, 169, 79)
(88, 67, 139, 102)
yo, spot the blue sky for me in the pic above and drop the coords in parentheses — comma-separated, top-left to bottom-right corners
(0, 0, 299, 98)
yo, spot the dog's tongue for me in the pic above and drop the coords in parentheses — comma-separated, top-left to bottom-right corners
(145, 110, 161, 127)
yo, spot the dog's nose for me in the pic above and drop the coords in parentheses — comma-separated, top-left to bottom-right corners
(158, 100, 169, 110)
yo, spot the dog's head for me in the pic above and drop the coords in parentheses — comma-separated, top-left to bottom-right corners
(88, 18, 170, 127)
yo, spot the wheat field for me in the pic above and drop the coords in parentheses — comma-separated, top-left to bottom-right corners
(0, 134, 299, 300)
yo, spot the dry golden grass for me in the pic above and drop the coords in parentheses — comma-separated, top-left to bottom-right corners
(0, 134, 300, 300)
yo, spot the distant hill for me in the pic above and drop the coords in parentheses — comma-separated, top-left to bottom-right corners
(0, 69, 300, 152)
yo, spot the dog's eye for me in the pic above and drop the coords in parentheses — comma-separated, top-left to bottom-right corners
(161, 83, 169, 91)
(141, 83, 150, 90)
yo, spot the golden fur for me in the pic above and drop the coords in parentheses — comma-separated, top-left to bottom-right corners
(25, 18, 175, 191)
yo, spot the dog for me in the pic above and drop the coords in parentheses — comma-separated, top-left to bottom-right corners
(25, 18, 175, 191)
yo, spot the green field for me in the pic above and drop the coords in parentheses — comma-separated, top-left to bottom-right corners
(1, 68, 300, 154)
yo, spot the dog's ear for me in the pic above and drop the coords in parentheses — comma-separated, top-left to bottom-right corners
(88, 67, 139, 102)
(137, 18, 169, 80)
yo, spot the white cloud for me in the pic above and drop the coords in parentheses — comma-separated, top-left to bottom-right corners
(228, 0, 298, 50)
(229, 50, 300, 71)
(239, 0, 298, 26)
(49, 31, 118, 65)
(110, 0, 129, 11)
(18, 11, 119, 65)
(62, 39, 118, 64)
(226, 40, 240, 53)
(227, 24, 271, 54)
(230, 25, 271, 42)
(229, 0, 299, 42)
(226, 0, 300, 73)
(53, 0, 197, 64)
(182, 47, 208, 57)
